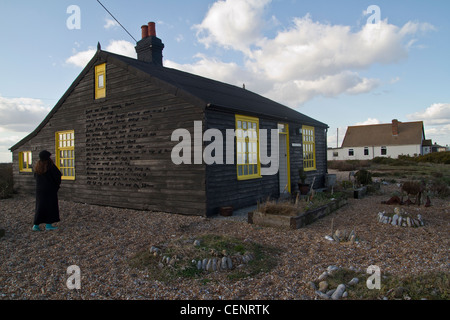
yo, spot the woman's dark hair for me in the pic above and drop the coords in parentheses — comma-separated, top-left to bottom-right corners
(34, 158, 54, 175)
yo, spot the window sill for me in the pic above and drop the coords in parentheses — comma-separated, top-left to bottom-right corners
(237, 175, 262, 181)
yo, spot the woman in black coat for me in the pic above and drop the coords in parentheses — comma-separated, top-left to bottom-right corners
(32, 150, 62, 231)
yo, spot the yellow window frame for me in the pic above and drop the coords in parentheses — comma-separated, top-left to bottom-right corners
(235, 114, 261, 180)
(56, 130, 75, 180)
(302, 125, 316, 171)
(95, 63, 106, 99)
(19, 151, 32, 172)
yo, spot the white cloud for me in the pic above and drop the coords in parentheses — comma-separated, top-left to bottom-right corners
(407, 103, 450, 146)
(175, 34, 184, 43)
(194, 0, 271, 53)
(66, 48, 96, 67)
(105, 40, 137, 59)
(0, 95, 50, 132)
(390, 76, 400, 84)
(407, 103, 450, 125)
(0, 95, 50, 161)
(66, 40, 137, 67)
(104, 18, 119, 29)
(355, 118, 381, 126)
(183, 1, 436, 107)
(165, 54, 250, 87)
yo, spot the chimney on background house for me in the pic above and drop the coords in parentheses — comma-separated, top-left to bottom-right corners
(392, 119, 399, 136)
(135, 22, 165, 66)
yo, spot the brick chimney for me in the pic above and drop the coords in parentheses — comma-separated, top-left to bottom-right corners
(135, 22, 164, 66)
(392, 119, 399, 136)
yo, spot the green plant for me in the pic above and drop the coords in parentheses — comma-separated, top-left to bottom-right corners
(355, 169, 372, 185)
(128, 235, 278, 282)
(298, 168, 307, 184)
(0, 163, 13, 199)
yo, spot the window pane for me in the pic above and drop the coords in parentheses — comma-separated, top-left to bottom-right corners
(98, 74, 104, 88)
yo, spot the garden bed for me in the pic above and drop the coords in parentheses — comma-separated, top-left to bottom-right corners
(248, 195, 348, 229)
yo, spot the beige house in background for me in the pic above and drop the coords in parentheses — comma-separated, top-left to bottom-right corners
(328, 119, 426, 160)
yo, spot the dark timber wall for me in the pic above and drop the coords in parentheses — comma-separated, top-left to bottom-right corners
(205, 109, 328, 216)
(12, 59, 206, 215)
(205, 110, 279, 215)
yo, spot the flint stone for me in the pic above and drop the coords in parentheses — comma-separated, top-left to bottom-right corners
(221, 257, 228, 270)
(193, 240, 201, 246)
(206, 259, 212, 271)
(319, 281, 329, 292)
(391, 214, 398, 226)
(326, 289, 335, 296)
(202, 259, 208, 270)
(327, 265, 339, 274)
(348, 277, 359, 286)
(407, 217, 412, 227)
(331, 284, 346, 300)
(227, 257, 233, 269)
(318, 271, 328, 281)
(315, 290, 330, 300)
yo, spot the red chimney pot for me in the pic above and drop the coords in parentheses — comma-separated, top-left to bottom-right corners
(141, 25, 149, 39)
(148, 22, 156, 37)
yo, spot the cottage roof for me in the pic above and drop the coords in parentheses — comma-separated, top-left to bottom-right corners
(341, 121, 424, 148)
(10, 49, 327, 151)
(107, 51, 327, 128)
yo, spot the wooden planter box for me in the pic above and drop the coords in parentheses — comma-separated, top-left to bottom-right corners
(248, 198, 348, 230)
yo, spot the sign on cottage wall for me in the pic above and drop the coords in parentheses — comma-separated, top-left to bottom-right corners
(291, 143, 302, 147)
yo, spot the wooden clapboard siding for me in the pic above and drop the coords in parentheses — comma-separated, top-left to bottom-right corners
(12, 59, 207, 216)
(204, 109, 328, 215)
(289, 124, 327, 192)
(204, 110, 279, 215)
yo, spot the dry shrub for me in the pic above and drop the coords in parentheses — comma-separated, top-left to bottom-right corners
(257, 200, 301, 216)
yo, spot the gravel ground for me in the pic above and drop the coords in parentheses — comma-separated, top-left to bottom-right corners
(0, 183, 449, 300)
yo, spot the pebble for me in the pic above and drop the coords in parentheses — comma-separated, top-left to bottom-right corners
(315, 290, 330, 300)
(318, 271, 328, 281)
(226, 257, 233, 269)
(331, 284, 346, 300)
(327, 265, 339, 274)
(193, 240, 201, 247)
(318, 281, 328, 292)
(347, 277, 359, 286)
(377, 211, 424, 228)
(221, 257, 228, 270)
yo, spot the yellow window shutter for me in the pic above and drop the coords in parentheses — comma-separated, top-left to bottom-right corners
(95, 63, 106, 99)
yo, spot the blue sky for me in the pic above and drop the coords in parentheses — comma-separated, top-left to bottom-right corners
(1, 0, 449, 162)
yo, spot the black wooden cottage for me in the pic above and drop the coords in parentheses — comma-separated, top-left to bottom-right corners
(10, 22, 328, 216)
